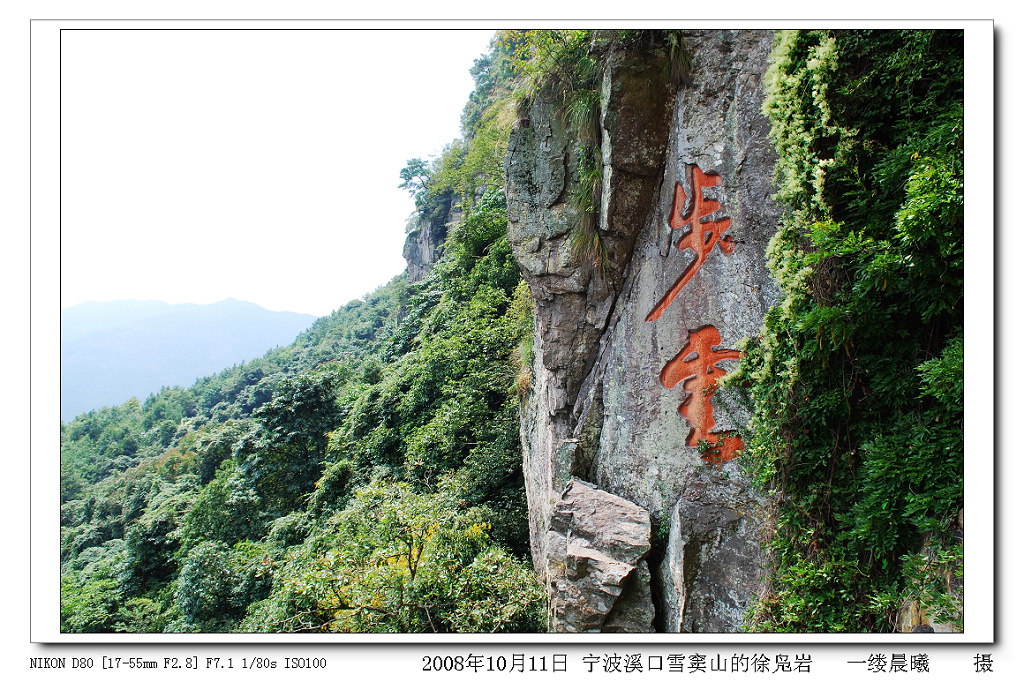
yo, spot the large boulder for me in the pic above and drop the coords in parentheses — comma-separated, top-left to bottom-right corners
(546, 480, 653, 632)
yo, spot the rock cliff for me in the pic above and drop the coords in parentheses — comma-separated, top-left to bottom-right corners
(506, 30, 783, 632)
(403, 193, 456, 283)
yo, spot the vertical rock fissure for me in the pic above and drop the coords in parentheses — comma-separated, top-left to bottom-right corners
(646, 542, 670, 632)
(509, 30, 781, 632)
(680, 534, 704, 631)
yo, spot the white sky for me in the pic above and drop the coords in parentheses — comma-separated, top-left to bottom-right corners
(60, 29, 495, 317)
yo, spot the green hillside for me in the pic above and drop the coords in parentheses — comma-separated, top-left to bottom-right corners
(60, 32, 543, 633)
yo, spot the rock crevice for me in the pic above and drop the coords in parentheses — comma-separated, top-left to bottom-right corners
(508, 30, 783, 632)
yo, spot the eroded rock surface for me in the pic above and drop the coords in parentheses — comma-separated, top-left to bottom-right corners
(506, 41, 674, 579)
(546, 480, 653, 632)
(658, 470, 765, 632)
(403, 197, 455, 283)
(508, 30, 782, 632)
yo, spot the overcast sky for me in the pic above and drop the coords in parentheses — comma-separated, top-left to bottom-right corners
(60, 29, 495, 317)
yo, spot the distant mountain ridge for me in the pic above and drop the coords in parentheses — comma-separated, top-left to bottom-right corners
(61, 299, 317, 422)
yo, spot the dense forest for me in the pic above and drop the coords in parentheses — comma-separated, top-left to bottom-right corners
(60, 29, 964, 633)
(60, 31, 541, 633)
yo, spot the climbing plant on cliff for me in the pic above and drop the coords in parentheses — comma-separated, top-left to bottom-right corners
(730, 29, 964, 632)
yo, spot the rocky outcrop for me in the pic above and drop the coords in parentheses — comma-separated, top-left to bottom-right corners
(546, 480, 653, 632)
(403, 196, 456, 283)
(507, 30, 783, 631)
(506, 43, 675, 580)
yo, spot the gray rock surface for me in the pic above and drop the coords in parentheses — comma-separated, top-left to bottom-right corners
(658, 470, 765, 632)
(589, 28, 781, 517)
(546, 480, 653, 632)
(403, 199, 456, 283)
(507, 30, 783, 632)
(506, 42, 674, 579)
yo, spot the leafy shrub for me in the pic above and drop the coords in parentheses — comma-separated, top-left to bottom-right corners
(732, 29, 964, 632)
(243, 481, 543, 633)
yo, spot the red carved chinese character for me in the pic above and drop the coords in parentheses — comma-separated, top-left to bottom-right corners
(646, 166, 736, 322)
(660, 325, 744, 463)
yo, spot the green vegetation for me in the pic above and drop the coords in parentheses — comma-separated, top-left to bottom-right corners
(60, 29, 963, 635)
(60, 34, 544, 633)
(728, 29, 964, 632)
(59, 29, 682, 634)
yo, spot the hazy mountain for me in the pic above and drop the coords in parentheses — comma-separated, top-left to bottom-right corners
(61, 299, 317, 422)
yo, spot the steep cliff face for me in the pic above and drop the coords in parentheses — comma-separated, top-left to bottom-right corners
(403, 195, 457, 283)
(507, 30, 783, 632)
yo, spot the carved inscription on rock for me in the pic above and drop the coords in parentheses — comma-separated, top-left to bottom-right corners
(649, 164, 744, 463)
(661, 326, 743, 463)
(646, 166, 736, 323)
